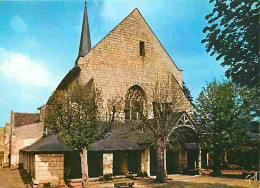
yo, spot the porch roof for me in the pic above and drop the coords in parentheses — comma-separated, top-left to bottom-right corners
(20, 111, 195, 153)
(88, 128, 146, 151)
(20, 134, 73, 152)
(20, 128, 146, 153)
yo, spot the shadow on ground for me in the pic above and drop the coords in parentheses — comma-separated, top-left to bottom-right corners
(18, 166, 31, 185)
(141, 180, 247, 188)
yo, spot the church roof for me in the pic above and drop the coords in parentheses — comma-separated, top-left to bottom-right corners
(56, 66, 81, 90)
(78, 2, 91, 58)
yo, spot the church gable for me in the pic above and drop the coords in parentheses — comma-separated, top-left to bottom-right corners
(76, 8, 191, 113)
(78, 9, 182, 83)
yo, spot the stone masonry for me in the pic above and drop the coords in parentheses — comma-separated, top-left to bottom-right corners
(34, 154, 64, 184)
(76, 9, 193, 115)
(10, 122, 44, 167)
(3, 123, 11, 167)
(0, 127, 5, 165)
(20, 153, 64, 184)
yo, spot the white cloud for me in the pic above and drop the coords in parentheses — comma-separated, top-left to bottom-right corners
(0, 48, 55, 87)
(10, 15, 27, 33)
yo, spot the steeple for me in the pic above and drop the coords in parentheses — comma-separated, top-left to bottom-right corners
(78, 2, 91, 57)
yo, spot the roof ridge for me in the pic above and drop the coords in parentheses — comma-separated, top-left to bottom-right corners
(14, 112, 39, 114)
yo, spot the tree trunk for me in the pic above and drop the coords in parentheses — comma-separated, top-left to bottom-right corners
(198, 143, 202, 175)
(80, 147, 89, 186)
(212, 148, 222, 176)
(155, 137, 165, 182)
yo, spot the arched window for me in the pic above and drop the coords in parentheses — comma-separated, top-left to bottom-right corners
(125, 85, 146, 121)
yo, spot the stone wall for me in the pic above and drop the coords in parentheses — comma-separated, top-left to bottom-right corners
(10, 122, 44, 167)
(77, 9, 193, 116)
(0, 127, 5, 165)
(141, 147, 150, 176)
(34, 154, 64, 184)
(3, 123, 11, 166)
(103, 153, 113, 175)
(20, 153, 64, 184)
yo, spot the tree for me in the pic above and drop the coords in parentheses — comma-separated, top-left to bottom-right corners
(127, 78, 193, 182)
(45, 82, 116, 186)
(202, 0, 259, 87)
(195, 80, 254, 175)
(183, 83, 193, 103)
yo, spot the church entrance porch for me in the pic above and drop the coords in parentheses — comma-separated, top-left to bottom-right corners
(65, 150, 144, 179)
(150, 144, 200, 176)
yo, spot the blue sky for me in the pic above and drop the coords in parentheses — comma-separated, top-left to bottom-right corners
(0, 0, 227, 127)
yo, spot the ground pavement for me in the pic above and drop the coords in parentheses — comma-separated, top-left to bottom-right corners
(86, 174, 259, 188)
(0, 168, 30, 187)
(0, 168, 258, 188)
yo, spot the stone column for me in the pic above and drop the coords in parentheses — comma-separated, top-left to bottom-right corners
(206, 153, 209, 167)
(103, 153, 113, 175)
(141, 147, 150, 176)
(164, 149, 167, 176)
(179, 146, 187, 171)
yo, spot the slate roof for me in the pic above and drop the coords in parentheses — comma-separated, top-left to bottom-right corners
(21, 112, 195, 153)
(20, 129, 146, 153)
(14, 112, 40, 127)
(88, 127, 146, 151)
(21, 134, 73, 152)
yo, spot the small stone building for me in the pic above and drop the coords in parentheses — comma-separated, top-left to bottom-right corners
(5, 3, 203, 185)
(1, 111, 44, 168)
(20, 135, 72, 185)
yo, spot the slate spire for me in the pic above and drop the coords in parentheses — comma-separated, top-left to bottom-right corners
(78, 1, 91, 57)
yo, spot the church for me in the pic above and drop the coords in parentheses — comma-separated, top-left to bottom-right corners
(2, 3, 203, 186)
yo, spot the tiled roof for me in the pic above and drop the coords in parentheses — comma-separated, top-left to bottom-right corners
(14, 112, 40, 127)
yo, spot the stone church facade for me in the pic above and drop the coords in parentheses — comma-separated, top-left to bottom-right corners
(1, 4, 203, 186)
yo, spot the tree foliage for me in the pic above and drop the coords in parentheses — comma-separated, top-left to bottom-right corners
(45, 82, 115, 185)
(195, 80, 257, 174)
(202, 0, 259, 87)
(183, 83, 193, 103)
(45, 82, 108, 150)
(127, 78, 194, 182)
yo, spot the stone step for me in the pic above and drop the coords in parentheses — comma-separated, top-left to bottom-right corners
(68, 182, 83, 188)
(114, 182, 134, 188)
